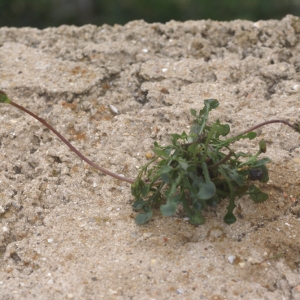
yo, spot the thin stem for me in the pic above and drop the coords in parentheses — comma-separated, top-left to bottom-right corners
(236, 119, 295, 136)
(208, 151, 233, 169)
(10, 101, 135, 184)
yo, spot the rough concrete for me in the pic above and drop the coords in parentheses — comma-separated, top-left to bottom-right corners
(0, 15, 300, 299)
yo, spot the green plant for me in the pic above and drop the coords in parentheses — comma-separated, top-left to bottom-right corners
(0, 91, 299, 225)
(131, 99, 300, 225)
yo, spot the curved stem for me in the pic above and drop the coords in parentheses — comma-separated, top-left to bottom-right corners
(236, 119, 296, 136)
(208, 151, 233, 169)
(9, 100, 135, 184)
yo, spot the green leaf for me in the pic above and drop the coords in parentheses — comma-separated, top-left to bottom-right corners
(178, 160, 188, 171)
(230, 131, 257, 144)
(227, 169, 245, 186)
(212, 121, 230, 137)
(0, 91, 11, 104)
(160, 194, 181, 216)
(259, 139, 266, 153)
(160, 202, 177, 216)
(224, 212, 237, 224)
(190, 123, 202, 136)
(135, 210, 153, 225)
(159, 165, 173, 174)
(152, 147, 171, 158)
(249, 185, 268, 203)
(131, 178, 144, 198)
(132, 198, 147, 210)
(246, 132, 257, 140)
(170, 133, 182, 143)
(259, 165, 269, 183)
(206, 194, 220, 206)
(190, 108, 197, 117)
(187, 143, 198, 155)
(161, 172, 170, 183)
(204, 99, 219, 110)
(234, 151, 250, 158)
(141, 184, 150, 197)
(189, 210, 205, 225)
(251, 158, 271, 168)
(197, 181, 216, 200)
(235, 185, 250, 196)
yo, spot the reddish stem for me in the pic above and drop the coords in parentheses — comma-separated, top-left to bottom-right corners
(10, 101, 135, 184)
(237, 119, 295, 136)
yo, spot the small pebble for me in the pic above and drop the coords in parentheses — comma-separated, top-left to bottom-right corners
(292, 285, 300, 300)
(228, 255, 236, 264)
(143, 233, 152, 238)
(108, 105, 118, 114)
(177, 288, 183, 294)
(145, 152, 154, 159)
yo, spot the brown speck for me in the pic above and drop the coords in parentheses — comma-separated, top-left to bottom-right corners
(61, 101, 77, 110)
(71, 66, 87, 75)
(160, 87, 169, 94)
(145, 152, 154, 159)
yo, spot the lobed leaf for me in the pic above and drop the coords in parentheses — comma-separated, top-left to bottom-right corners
(135, 210, 153, 225)
(249, 184, 268, 203)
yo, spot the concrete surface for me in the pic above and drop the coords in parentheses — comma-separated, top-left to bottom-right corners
(0, 15, 300, 299)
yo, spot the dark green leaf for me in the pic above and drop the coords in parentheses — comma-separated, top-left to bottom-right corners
(131, 178, 144, 198)
(224, 212, 237, 224)
(132, 198, 146, 210)
(187, 143, 198, 155)
(235, 185, 249, 195)
(189, 210, 205, 225)
(206, 194, 220, 206)
(141, 184, 150, 197)
(259, 165, 269, 183)
(249, 184, 268, 203)
(135, 210, 153, 225)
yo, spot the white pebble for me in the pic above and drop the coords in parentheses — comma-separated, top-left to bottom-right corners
(108, 105, 118, 114)
(228, 255, 236, 264)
